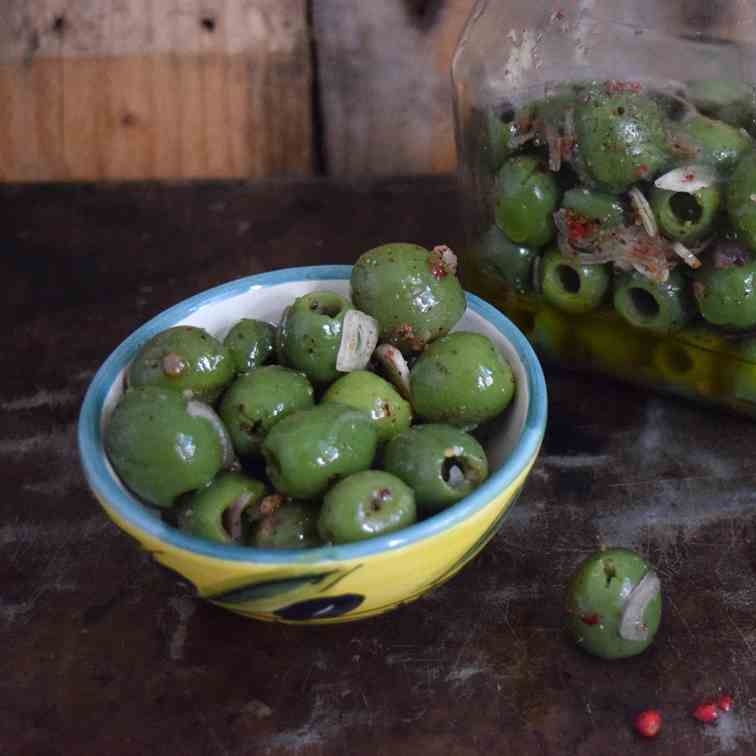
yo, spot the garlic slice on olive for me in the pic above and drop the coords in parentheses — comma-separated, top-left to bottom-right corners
(336, 309, 380, 372)
(654, 164, 716, 194)
(373, 344, 411, 400)
(619, 570, 661, 642)
(187, 399, 238, 470)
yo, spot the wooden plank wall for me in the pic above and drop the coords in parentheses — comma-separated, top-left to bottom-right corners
(0, 0, 474, 181)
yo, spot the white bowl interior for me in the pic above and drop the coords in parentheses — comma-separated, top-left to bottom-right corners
(100, 279, 530, 505)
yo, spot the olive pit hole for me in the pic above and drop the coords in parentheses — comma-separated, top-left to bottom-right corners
(629, 287, 660, 320)
(442, 457, 469, 489)
(556, 264, 581, 295)
(669, 192, 703, 223)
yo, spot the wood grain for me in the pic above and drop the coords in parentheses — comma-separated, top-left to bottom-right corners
(0, 0, 312, 181)
(312, 0, 475, 176)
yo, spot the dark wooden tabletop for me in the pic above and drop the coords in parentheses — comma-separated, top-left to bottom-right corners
(3, 177, 756, 756)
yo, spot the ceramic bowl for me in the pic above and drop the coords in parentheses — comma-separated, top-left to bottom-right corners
(78, 265, 547, 624)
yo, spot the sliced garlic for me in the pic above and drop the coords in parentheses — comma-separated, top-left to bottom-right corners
(619, 571, 661, 642)
(629, 187, 658, 237)
(653, 164, 716, 194)
(336, 309, 379, 372)
(223, 493, 253, 543)
(374, 344, 411, 400)
(187, 399, 237, 469)
(672, 241, 702, 269)
(433, 245, 458, 275)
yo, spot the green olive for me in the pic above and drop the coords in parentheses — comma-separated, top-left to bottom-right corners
(614, 269, 694, 334)
(650, 185, 721, 244)
(218, 366, 314, 459)
(693, 241, 756, 330)
(540, 247, 611, 314)
(318, 471, 416, 544)
(222, 319, 276, 374)
(127, 326, 235, 403)
(105, 386, 230, 508)
(410, 331, 515, 427)
(276, 291, 353, 385)
(252, 500, 321, 549)
(565, 548, 662, 660)
(561, 188, 625, 226)
(495, 155, 560, 248)
(476, 225, 538, 295)
(574, 90, 671, 192)
(680, 115, 752, 175)
(177, 472, 267, 544)
(727, 151, 756, 252)
(322, 371, 412, 444)
(351, 243, 466, 353)
(382, 425, 488, 512)
(686, 79, 756, 132)
(261, 404, 378, 500)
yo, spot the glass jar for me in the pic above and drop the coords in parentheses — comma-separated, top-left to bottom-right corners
(452, 0, 756, 416)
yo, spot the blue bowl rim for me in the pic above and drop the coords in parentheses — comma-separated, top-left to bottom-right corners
(77, 264, 547, 567)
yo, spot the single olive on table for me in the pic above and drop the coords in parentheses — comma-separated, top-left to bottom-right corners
(565, 547, 662, 660)
(104, 244, 518, 549)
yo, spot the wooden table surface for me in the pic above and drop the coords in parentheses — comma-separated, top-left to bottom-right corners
(3, 178, 756, 756)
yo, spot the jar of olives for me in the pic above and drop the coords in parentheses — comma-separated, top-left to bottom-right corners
(452, 0, 756, 416)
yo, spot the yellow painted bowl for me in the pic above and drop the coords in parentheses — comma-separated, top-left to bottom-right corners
(78, 266, 547, 624)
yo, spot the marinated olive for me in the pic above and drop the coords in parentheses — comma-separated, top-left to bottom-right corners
(680, 115, 752, 175)
(351, 243, 466, 353)
(410, 332, 515, 427)
(318, 471, 416, 544)
(177, 472, 267, 544)
(614, 269, 694, 333)
(574, 90, 670, 192)
(383, 425, 488, 512)
(322, 371, 411, 444)
(565, 548, 662, 660)
(105, 386, 232, 508)
(652, 338, 719, 396)
(727, 151, 756, 251)
(219, 366, 314, 459)
(693, 241, 756, 330)
(561, 188, 625, 226)
(477, 225, 538, 295)
(252, 499, 321, 549)
(276, 291, 353, 385)
(540, 247, 611, 314)
(529, 305, 571, 359)
(686, 79, 756, 131)
(575, 318, 652, 377)
(262, 403, 378, 500)
(495, 155, 560, 248)
(223, 319, 276, 373)
(127, 325, 235, 403)
(650, 185, 720, 243)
